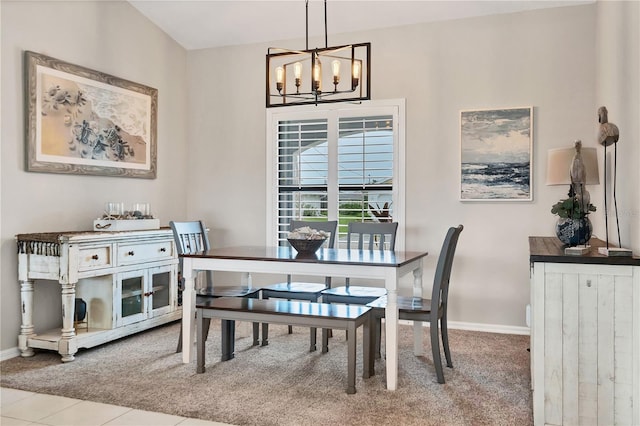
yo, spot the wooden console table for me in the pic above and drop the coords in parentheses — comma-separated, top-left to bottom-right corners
(17, 229, 181, 362)
(529, 237, 639, 425)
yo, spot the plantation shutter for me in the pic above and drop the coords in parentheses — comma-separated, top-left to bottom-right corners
(277, 118, 329, 244)
(337, 115, 394, 246)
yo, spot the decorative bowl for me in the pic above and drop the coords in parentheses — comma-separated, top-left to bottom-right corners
(287, 238, 326, 254)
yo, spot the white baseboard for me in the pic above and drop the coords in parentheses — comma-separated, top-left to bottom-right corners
(398, 319, 530, 336)
(1, 347, 21, 361)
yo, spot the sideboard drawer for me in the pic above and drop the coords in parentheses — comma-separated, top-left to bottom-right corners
(117, 240, 174, 265)
(78, 245, 113, 271)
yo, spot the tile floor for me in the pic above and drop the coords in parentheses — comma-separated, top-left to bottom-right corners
(1, 387, 233, 426)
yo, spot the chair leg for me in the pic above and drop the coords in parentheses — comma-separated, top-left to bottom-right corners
(176, 324, 183, 353)
(261, 322, 269, 346)
(252, 322, 260, 346)
(441, 316, 453, 368)
(430, 319, 445, 384)
(374, 316, 382, 359)
(287, 299, 293, 334)
(203, 317, 211, 341)
(322, 328, 329, 353)
(310, 327, 317, 352)
(221, 319, 235, 361)
(177, 317, 211, 353)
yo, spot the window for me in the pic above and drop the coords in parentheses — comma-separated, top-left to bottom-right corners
(266, 100, 405, 249)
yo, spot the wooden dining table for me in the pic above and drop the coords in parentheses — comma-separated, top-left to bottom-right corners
(180, 245, 428, 391)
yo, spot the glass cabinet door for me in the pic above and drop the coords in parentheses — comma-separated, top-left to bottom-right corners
(149, 264, 175, 316)
(118, 270, 147, 326)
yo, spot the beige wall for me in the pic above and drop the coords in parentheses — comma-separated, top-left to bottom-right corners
(0, 1, 189, 350)
(1, 1, 638, 354)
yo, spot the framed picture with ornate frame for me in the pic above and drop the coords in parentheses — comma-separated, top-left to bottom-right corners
(459, 106, 533, 201)
(24, 51, 158, 178)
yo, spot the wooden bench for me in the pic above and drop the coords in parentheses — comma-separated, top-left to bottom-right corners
(196, 297, 373, 394)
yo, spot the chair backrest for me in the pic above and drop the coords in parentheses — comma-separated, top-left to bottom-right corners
(290, 220, 338, 249)
(431, 225, 463, 315)
(169, 220, 212, 291)
(346, 222, 398, 251)
(169, 220, 210, 254)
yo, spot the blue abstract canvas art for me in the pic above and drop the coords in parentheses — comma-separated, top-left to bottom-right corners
(460, 107, 533, 201)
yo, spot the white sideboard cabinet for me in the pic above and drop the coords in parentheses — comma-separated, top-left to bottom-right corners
(17, 229, 181, 362)
(529, 237, 640, 425)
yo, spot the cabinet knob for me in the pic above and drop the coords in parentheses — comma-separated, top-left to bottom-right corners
(160, 247, 166, 252)
(128, 251, 135, 256)
(91, 254, 99, 260)
(586, 280, 592, 287)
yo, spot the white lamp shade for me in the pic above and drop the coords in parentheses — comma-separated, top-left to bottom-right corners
(546, 147, 599, 185)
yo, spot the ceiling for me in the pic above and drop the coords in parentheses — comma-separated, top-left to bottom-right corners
(128, 0, 593, 50)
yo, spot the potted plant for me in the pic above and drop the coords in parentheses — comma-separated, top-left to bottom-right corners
(551, 194, 596, 246)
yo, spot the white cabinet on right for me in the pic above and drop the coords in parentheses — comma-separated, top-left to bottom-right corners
(529, 237, 640, 426)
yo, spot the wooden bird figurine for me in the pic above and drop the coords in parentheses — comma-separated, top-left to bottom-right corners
(598, 106, 619, 146)
(570, 140, 591, 213)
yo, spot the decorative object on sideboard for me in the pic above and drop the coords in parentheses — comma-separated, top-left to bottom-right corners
(265, 0, 370, 107)
(74, 298, 88, 331)
(94, 202, 159, 231)
(597, 106, 631, 256)
(546, 140, 599, 254)
(24, 51, 158, 178)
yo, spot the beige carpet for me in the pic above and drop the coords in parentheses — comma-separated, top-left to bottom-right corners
(1, 321, 532, 425)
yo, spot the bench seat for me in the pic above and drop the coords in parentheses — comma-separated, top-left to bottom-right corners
(196, 297, 373, 394)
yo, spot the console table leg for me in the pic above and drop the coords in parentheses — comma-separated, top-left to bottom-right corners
(18, 279, 35, 358)
(59, 282, 78, 362)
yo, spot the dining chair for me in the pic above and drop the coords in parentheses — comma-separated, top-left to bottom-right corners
(321, 221, 398, 305)
(367, 224, 463, 384)
(319, 221, 398, 350)
(170, 220, 261, 353)
(260, 220, 338, 351)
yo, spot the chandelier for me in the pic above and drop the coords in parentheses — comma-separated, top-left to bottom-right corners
(266, 0, 371, 108)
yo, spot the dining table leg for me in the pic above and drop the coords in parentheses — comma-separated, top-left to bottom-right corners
(384, 270, 399, 391)
(182, 257, 196, 363)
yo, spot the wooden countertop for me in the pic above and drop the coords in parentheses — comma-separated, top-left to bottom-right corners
(529, 236, 640, 266)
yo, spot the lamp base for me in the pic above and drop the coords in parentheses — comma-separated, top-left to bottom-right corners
(597, 247, 633, 257)
(564, 245, 591, 255)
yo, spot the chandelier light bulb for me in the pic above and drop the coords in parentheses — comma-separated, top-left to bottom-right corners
(294, 62, 302, 79)
(275, 66, 284, 92)
(352, 60, 361, 89)
(332, 59, 341, 87)
(313, 58, 322, 93)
